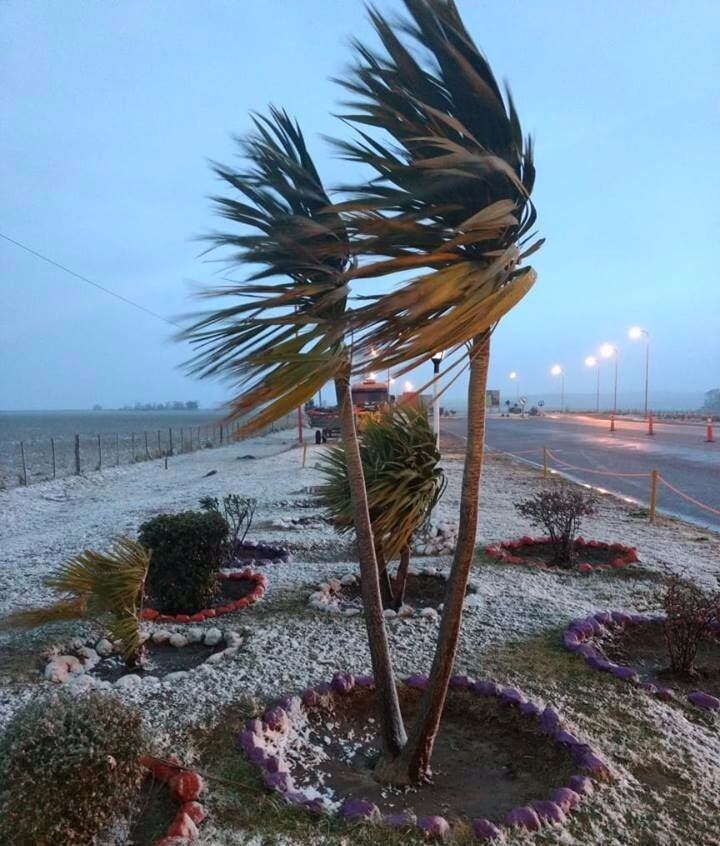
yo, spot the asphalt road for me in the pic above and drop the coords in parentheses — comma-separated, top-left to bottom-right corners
(442, 413, 720, 532)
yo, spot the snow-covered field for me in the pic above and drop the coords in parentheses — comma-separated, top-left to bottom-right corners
(1, 428, 719, 845)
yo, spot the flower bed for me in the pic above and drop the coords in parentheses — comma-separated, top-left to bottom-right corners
(562, 611, 720, 711)
(308, 568, 481, 620)
(141, 569, 267, 623)
(236, 673, 611, 839)
(43, 626, 243, 690)
(139, 755, 206, 845)
(484, 536, 639, 574)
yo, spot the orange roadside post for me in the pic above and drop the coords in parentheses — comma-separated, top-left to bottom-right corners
(647, 414, 655, 436)
(706, 418, 715, 443)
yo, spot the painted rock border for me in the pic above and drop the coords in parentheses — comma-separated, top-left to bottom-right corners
(231, 538, 291, 566)
(141, 569, 267, 624)
(236, 672, 611, 840)
(562, 611, 720, 712)
(485, 536, 639, 574)
(139, 755, 206, 845)
(308, 568, 481, 620)
(44, 627, 243, 690)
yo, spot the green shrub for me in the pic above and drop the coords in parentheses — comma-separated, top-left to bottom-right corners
(0, 690, 147, 845)
(139, 510, 228, 613)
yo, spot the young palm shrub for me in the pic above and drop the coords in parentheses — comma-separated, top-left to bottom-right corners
(334, 0, 542, 783)
(179, 108, 407, 758)
(2, 536, 149, 667)
(318, 403, 445, 609)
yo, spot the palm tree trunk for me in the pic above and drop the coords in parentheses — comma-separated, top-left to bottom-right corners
(335, 372, 407, 758)
(393, 544, 411, 610)
(375, 333, 490, 785)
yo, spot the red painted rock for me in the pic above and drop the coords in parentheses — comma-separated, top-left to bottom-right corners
(154, 838, 191, 846)
(189, 613, 206, 622)
(578, 562, 593, 574)
(181, 802, 205, 824)
(175, 614, 191, 623)
(170, 771, 204, 803)
(141, 608, 160, 621)
(204, 609, 216, 618)
(167, 811, 199, 841)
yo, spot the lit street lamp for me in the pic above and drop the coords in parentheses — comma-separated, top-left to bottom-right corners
(431, 351, 444, 449)
(599, 343, 619, 417)
(508, 370, 519, 402)
(550, 364, 564, 411)
(585, 355, 600, 412)
(629, 326, 650, 419)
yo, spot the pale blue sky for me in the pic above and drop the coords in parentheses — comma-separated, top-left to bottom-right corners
(1, 1, 718, 411)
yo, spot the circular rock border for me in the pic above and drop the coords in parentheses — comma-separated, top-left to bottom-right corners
(308, 569, 481, 620)
(484, 536, 639, 574)
(236, 672, 611, 839)
(232, 539, 291, 566)
(43, 626, 243, 690)
(141, 569, 267, 623)
(139, 755, 206, 845)
(563, 611, 720, 711)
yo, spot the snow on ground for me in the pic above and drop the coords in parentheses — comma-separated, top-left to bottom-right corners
(1, 428, 720, 844)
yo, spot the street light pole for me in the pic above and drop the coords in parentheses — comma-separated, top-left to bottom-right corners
(629, 327, 650, 418)
(600, 343, 619, 417)
(550, 364, 564, 412)
(431, 352, 444, 450)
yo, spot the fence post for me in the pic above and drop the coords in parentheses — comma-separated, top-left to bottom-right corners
(609, 414, 616, 433)
(144, 431, 150, 460)
(115, 432, 120, 466)
(542, 446, 548, 479)
(220, 425, 224, 445)
(302, 444, 308, 467)
(168, 428, 173, 456)
(649, 469, 659, 523)
(157, 430, 161, 457)
(74, 434, 81, 475)
(51, 437, 56, 479)
(20, 441, 27, 486)
(707, 418, 715, 443)
(97, 434, 102, 471)
(131, 433, 135, 463)
(180, 427, 184, 453)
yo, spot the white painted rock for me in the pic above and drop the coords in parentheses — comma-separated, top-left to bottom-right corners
(44, 660, 70, 683)
(169, 633, 188, 649)
(420, 607, 439, 620)
(69, 637, 85, 651)
(343, 607, 362, 617)
(398, 605, 415, 618)
(204, 627, 223, 647)
(114, 673, 142, 689)
(225, 632, 242, 648)
(187, 627, 204, 644)
(68, 673, 95, 690)
(383, 609, 397, 620)
(165, 671, 188, 683)
(328, 578, 342, 593)
(56, 654, 81, 670)
(463, 594, 482, 610)
(206, 651, 226, 665)
(142, 675, 160, 685)
(152, 629, 171, 645)
(309, 591, 327, 604)
(77, 647, 100, 666)
(95, 639, 114, 657)
(340, 574, 356, 586)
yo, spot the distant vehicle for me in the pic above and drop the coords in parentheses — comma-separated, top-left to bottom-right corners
(308, 378, 390, 442)
(508, 404, 523, 415)
(528, 406, 539, 416)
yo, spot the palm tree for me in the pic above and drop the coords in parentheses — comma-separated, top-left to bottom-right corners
(335, 0, 542, 783)
(318, 403, 445, 609)
(180, 108, 407, 758)
(2, 537, 149, 667)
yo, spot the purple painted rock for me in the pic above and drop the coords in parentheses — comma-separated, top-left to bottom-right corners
(245, 718, 263, 736)
(354, 674, 374, 688)
(568, 774, 594, 796)
(449, 675, 473, 690)
(301, 688, 321, 708)
(531, 800, 567, 824)
(577, 644, 596, 659)
(539, 706, 561, 734)
(472, 680, 500, 697)
(237, 730, 264, 755)
(331, 672, 355, 695)
(594, 611, 614, 626)
(263, 770, 294, 793)
(569, 619, 594, 638)
(688, 691, 720, 711)
(585, 654, 612, 671)
(315, 682, 332, 697)
(277, 695, 302, 714)
(384, 811, 415, 829)
(418, 815, 450, 838)
(554, 730, 579, 746)
(505, 806, 541, 831)
(264, 755, 289, 774)
(339, 798, 380, 822)
(563, 631, 581, 651)
(263, 706, 290, 732)
(471, 818, 502, 840)
(611, 610, 632, 625)
(610, 665, 639, 683)
(655, 686, 676, 701)
(405, 674, 429, 690)
(247, 746, 268, 767)
(550, 787, 582, 811)
(519, 701, 540, 716)
(303, 797, 326, 815)
(630, 613, 649, 625)
(499, 687, 526, 708)
(578, 751, 610, 778)
(639, 681, 657, 694)
(285, 790, 308, 806)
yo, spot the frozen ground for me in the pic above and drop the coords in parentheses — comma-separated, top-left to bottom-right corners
(1, 429, 719, 845)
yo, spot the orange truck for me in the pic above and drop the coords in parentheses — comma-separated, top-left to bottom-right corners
(308, 378, 390, 442)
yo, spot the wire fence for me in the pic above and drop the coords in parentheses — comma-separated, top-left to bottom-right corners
(0, 412, 298, 490)
(486, 444, 720, 524)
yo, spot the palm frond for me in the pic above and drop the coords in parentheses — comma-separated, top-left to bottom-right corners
(180, 107, 353, 434)
(335, 0, 542, 368)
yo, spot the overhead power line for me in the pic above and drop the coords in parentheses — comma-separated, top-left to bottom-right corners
(0, 231, 181, 328)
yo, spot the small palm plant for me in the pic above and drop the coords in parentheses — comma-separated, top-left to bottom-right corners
(318, 403, 445, 609)
(2, 537, 149, 667)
